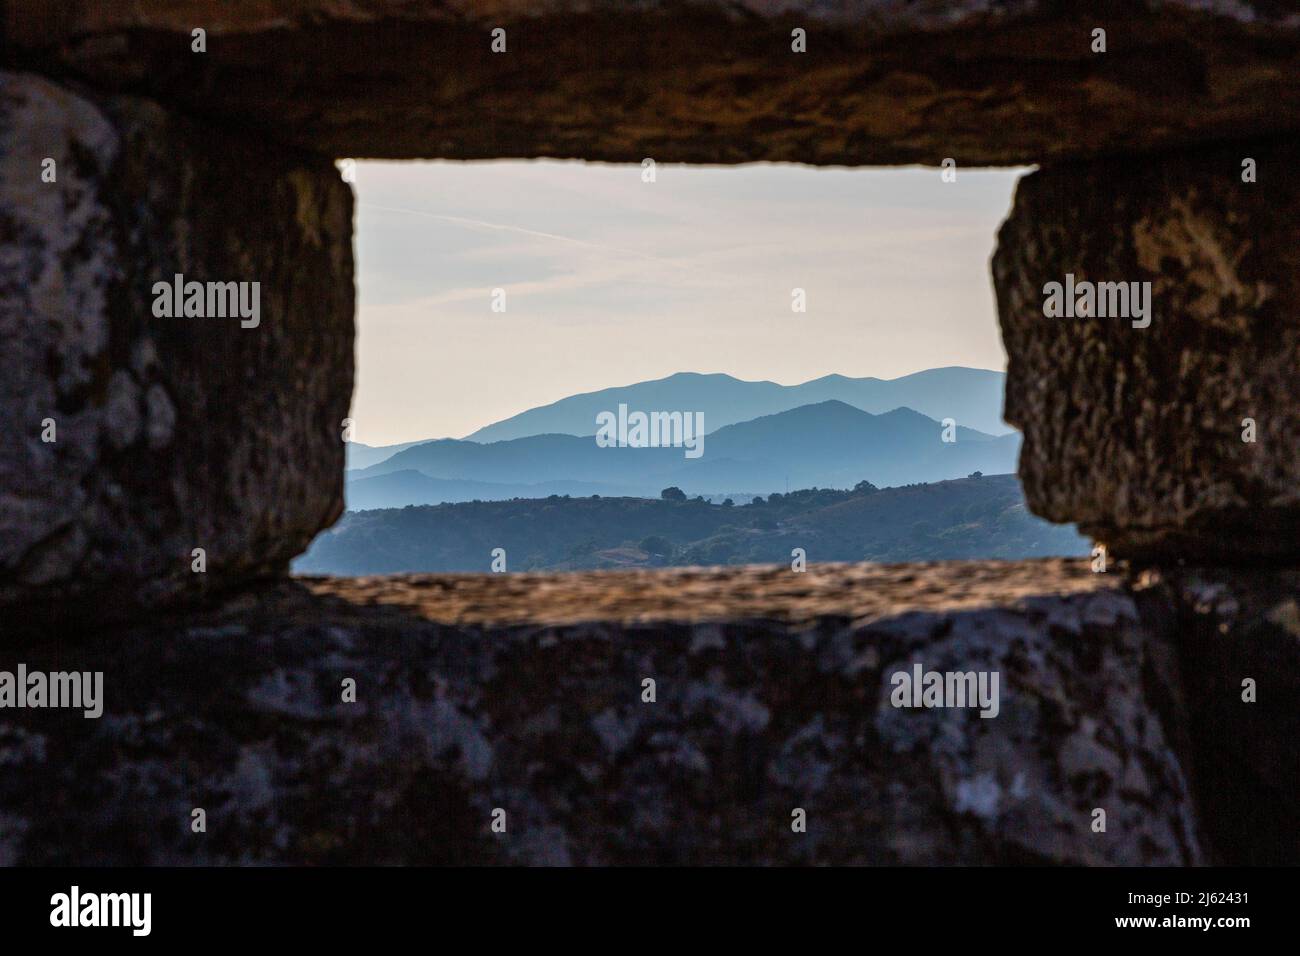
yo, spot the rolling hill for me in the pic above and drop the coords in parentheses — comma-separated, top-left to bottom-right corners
(344, 470, 642, 510)
(296, 473, 1086, 575)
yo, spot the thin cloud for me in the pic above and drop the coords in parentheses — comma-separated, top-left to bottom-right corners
(360, 202, 722, 277)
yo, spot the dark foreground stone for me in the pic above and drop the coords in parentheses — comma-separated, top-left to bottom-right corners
(0, 71, 354, 621)
(1132, 565, 1300, 866)
(994, 138, 1300, 561)
(1, 560, 1247, 866)
(4, 1, 1298, 165)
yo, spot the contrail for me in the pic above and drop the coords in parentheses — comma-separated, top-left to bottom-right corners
(358, 202, 724, 276)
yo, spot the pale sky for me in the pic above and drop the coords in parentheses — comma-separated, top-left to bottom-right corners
(349, 160, 1024, 446)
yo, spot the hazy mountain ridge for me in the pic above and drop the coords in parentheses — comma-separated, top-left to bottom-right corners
(346, 399, 1020, 509)
(461, 367, 1011, 443)
(344, 439, 429, 471)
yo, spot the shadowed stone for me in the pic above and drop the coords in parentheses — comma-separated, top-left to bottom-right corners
(0, 71, 354, 621)
(993, 138, 1300, 561)
(0, 561, 1209, 865)
(1133, 565, 1300, 865)
(3, 1, 1297, 165)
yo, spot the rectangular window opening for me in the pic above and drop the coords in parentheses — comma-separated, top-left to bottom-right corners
(297, 160, 1085, 575)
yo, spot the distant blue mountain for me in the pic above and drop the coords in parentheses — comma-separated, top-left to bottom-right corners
(345, 400, 1020, 508)
(344, 439, 429, 471)
(462, 367, 1009, 443)
(674, 401, 1017, 491)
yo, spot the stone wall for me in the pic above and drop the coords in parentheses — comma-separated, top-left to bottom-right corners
(994, 138, 1300, 561)
(0, 70, 354, 621)
(1, 2, 1297, 866)
(5, 1, 1298, 164)
(3, 561, 1294, 864)
(1132, 565, 1300, 865)
(0, 560, 1247, 865)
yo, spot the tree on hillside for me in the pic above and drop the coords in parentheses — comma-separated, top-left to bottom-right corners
(639, 535, 673, 556)
(660, 486, 686, 501)
(969, 471, 983, 479)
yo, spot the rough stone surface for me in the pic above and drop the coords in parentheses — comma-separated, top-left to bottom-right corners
(0, 71, 354, 621)
(993, 137, 1300, 561)
(1132, 565, 1300, 866)
(4, 1, 1298, 165)
(0, 560, 1218, 865)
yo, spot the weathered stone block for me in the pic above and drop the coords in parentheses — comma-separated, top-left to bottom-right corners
(4, 2, 1297, 165)
(1133, 565, 1300, 865)
(994, 138, 1300, 561)
(0, 71, 354, 621)
(0, 562, 1207, 865)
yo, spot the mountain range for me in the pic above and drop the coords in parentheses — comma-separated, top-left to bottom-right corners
(462, 367, 1011, 442)
(342, 367, 1017, 510)
(346, 401, 1018, 508)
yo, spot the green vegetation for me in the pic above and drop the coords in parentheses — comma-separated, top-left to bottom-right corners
(297, 473, 1088, 575)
